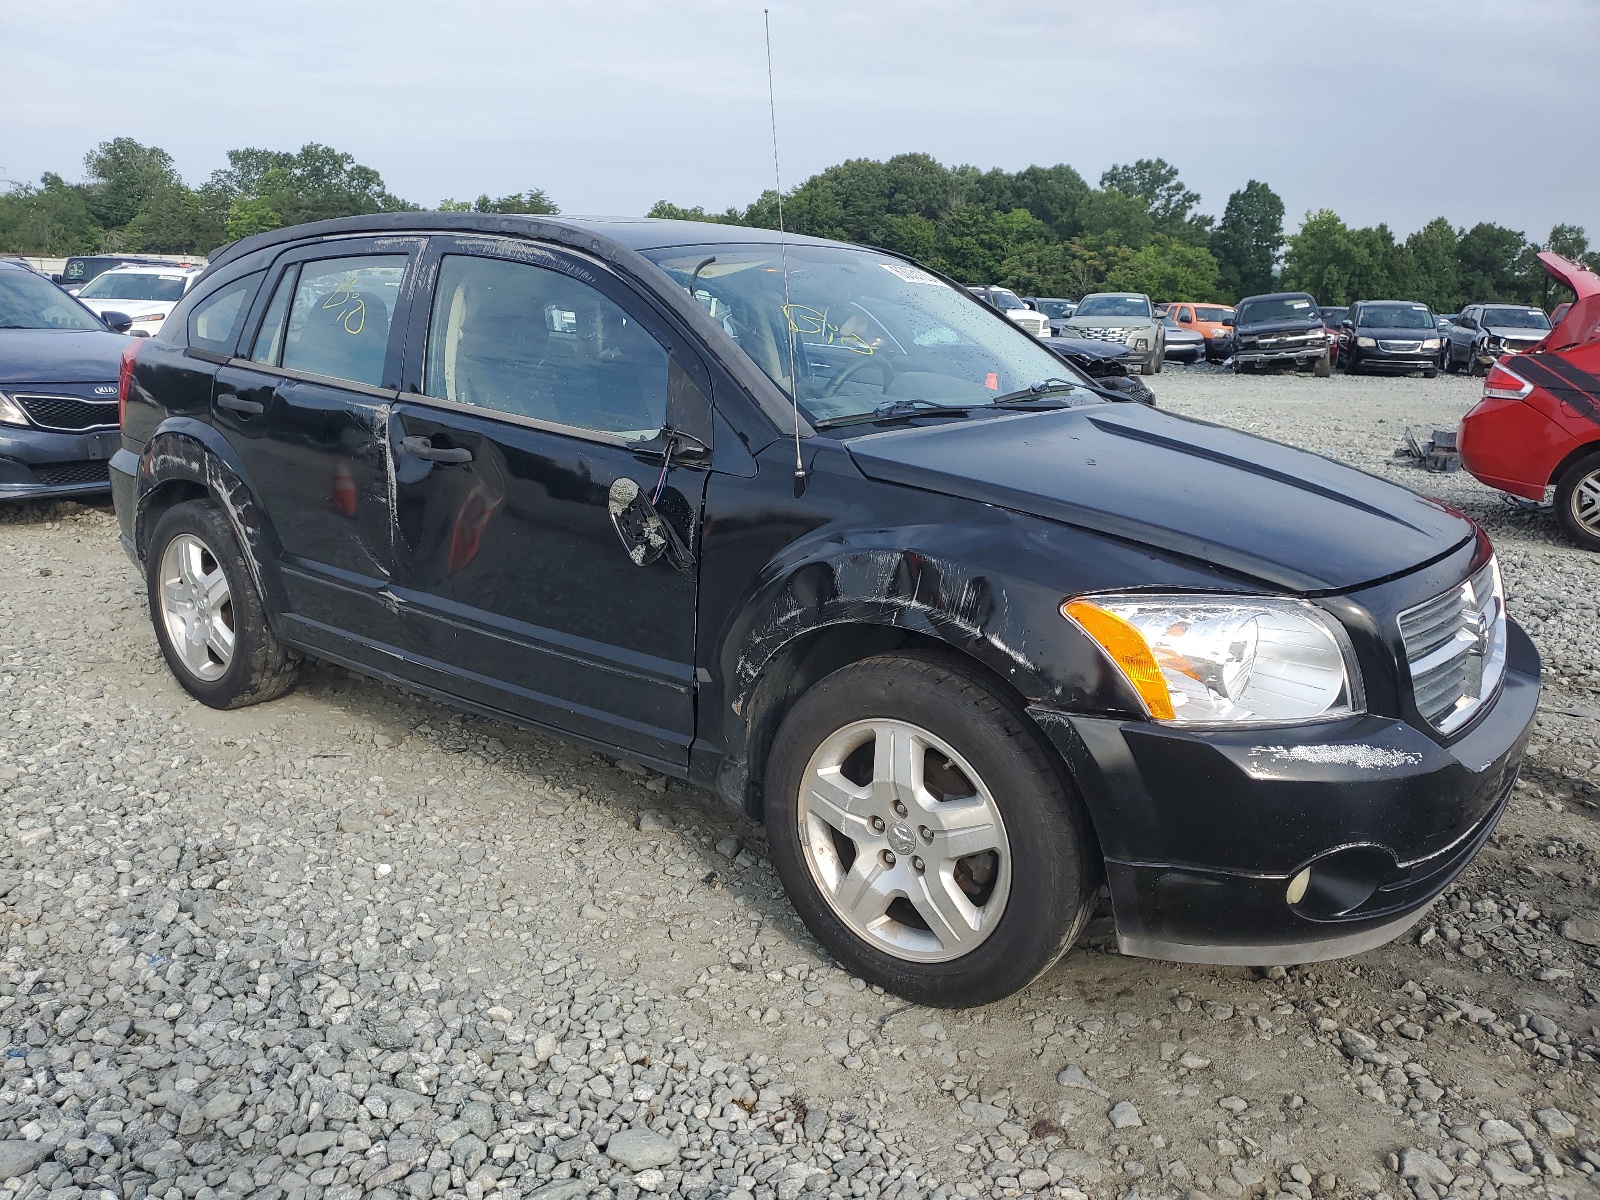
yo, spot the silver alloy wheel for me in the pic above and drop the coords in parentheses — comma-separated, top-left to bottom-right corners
(1572, 468, 1600, 538)
(158, 533, 235, 682)
(796, 718, 1011, 963)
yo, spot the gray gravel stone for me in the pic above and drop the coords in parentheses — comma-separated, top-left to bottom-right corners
(607, 1126, 678, 1170)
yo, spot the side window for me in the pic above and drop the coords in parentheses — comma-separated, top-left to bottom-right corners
(1179, 307, 1193, 323)
(249, 267, 296, 365)
(186, 272, 264, 355)
(280, 256, 407, 388)
(424, 254, 670, 438)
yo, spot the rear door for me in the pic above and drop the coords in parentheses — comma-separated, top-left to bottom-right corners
(387, 236, 714, 765)
(211, 238, 425, 659)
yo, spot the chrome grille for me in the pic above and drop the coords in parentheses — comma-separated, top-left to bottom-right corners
(1399, 558, 1507, 735)
(1010, 312, 1050, 336)
(1073, 327, 1133, 343)
(1378, 340, 1423, 353)
(14, 393, 119, 433)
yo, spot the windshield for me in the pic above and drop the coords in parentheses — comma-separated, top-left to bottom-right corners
(1237, 296, 1319, 325)
(988, 289, 1025, 311)
(1358, 304, 1432, 329)
(1075, 294, 1151, 318)
(641, 244, 1088, 425)
(1482, 306, 1551, 330)
(1320, 306, 1348, 325)
(1193, 305, 1231, 322)
(0, 269, 105, 331)
(1033, 299, 1074, 319)
(79, 271, 187, 301)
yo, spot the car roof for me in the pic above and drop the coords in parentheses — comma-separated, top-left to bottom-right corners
(207, 213, 859, 276)
(98, 264, 202, 274)
(1080, 291, 1147, 300)
(1237, 292, 1316, 303)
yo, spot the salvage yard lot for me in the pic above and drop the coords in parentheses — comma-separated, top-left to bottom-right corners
(0, 369, 1597, 1200)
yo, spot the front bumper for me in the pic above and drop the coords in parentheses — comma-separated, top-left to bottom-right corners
(1029, 620, 1539, 966)
(1349, 346, 1439, 372)
(1235, 344, 1326, 366)
(0, 424, 119, 501)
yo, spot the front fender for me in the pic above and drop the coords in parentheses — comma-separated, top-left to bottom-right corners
(708, 515, 1152, 815)
(135, 420, 287, 616)
(721, 525, 1066, 716)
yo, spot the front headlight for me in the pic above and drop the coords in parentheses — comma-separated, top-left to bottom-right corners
(1421, 337, 1440, 350)
(133, 312, 167, 323)
(1130, 337, 1148, 350)
(1063, 594, 1363, 725)
(1356, 336, 1376, 348)
(0, 392, 29, 427)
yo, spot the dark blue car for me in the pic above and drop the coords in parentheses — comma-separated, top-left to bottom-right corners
(0, 260, 133, 500)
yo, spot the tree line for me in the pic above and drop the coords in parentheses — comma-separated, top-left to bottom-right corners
(3, 138, 1593, 310)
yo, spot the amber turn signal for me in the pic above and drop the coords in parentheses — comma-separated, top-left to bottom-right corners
(1061, 598, 1175, 721)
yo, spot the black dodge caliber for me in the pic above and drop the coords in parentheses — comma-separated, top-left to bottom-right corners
(111, 214, 1539, 1007)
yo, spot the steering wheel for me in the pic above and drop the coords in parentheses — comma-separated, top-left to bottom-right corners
(819, 355, 892, 399)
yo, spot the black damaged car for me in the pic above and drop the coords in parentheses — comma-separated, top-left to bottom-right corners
(1230, 291, 1332, 376)
(112, 214, 1538, 1006)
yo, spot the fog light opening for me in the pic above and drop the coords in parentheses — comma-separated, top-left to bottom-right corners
(1286, 868, 1311, 906)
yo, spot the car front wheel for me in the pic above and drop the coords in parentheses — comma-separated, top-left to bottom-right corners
(146, 499, 301, 708)
(764, 652, 1097, 1007)
(1555, 452, 1600, 551)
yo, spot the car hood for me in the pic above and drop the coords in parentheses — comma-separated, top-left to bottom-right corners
(1483, 325, 1548, 341)
(1356, 326, 1435, 338)
(78, 298, 171, 319)
(0, 328, 128, 385)
(1063, 316, 1155, 329)
(844, 403, 1473, 593)
(1164, 326, 1204, 342)
(1235, 319, 1323, 338)
(1043, 336, 1129, 361)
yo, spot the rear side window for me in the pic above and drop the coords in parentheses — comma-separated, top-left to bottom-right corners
(423, 254, 669, 438)
(249, 269, 296, 366)
(186, 272, 264, 355)
(279, 256, 407, 388)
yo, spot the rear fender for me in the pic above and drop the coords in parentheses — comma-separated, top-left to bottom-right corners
(135, 419, 286, 616)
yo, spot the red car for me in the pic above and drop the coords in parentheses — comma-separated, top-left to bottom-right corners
(1459, 252, 1600, 548)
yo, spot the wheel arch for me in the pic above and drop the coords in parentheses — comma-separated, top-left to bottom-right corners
(1547, 436, 1600, 491)
(134, 419, 288, 618)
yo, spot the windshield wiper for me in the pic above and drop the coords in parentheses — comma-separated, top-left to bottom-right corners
(813, 399, 979, 429)
(988, 379, 1085, 405)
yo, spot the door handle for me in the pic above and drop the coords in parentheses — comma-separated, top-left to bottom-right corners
(402, 435, 473, 463)
(216, 393, 264, 416)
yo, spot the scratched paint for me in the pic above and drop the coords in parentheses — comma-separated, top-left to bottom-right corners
(1249, 744, 1424, 770)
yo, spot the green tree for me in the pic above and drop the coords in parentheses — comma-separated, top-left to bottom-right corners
(439, 189, 560, 215)
(1403, 218, 1462, 312)
(0, 173, 102, 255)
(1102, 236, 1221, 300)
(208, 143, 412, 230)
(121, 181, 224, 254)
(644, 200, 745, 224)
(1545, 224, 1600, 274)
(1101, 158, 1210, 243)
(1210, 180, 1283, 300)
(83, 138, 183, 230)
(1456, 222, 1536, 303)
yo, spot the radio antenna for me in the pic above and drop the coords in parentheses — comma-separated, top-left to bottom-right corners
(764, 8, 805, 484)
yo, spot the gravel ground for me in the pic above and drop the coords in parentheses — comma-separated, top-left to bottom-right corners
(0, 367, 1596, 1200)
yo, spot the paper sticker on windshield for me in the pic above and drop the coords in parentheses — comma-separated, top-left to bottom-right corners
(880, 262, 943, 287)
(1289, 300, 1310, 308)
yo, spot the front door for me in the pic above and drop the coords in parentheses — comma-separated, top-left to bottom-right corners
(211, 240, 423, 658)
(389, 239, 711, 765)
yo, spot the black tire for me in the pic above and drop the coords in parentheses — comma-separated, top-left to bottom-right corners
(1423, 368, 1439, 380)
(1444, 342, 1460, 373)
(1343, 351, 1362, 375)
(1554, 452, 1600, 551)
(1313, 352, 1332, 378)
(146, 499, 300, 708)
(1468, 344, 1487, 376)
(1141, 354, 1157, 376)
(764, 652, 1097, 1007)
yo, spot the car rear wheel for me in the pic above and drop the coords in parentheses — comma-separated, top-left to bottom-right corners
(147, 499, 300, 708)
(763, 652, 1096, 1007)
(1555, 452, 1600, 551)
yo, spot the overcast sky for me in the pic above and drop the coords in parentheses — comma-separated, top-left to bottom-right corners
(4, 0, 1597, 241)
